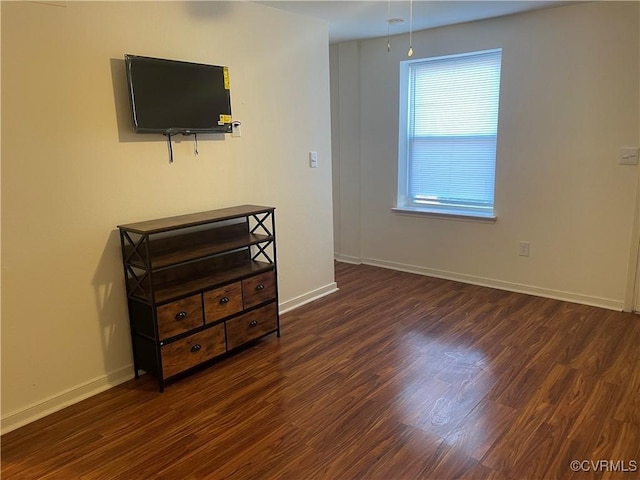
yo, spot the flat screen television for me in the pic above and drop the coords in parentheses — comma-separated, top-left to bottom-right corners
(124, 54, 232, 135)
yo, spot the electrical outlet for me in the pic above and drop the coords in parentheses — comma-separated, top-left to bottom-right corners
(519, 241, 530, 257)
(231, 121, 242, 138)
(619, 147, 639, 165)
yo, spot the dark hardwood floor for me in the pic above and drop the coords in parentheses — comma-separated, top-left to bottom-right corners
(3, 262, 640, 479)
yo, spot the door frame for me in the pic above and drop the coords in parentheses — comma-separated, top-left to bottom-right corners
(626, 170, 640, 313)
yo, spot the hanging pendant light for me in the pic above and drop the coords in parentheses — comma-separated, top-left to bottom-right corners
(387, 0, 391, 51)
(386, 0, 405, 53)
(408, 0, 414, 57)
(386, 18, 404, 50)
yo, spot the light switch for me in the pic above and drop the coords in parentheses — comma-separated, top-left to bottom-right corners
(619, 147, 639, 165)
(309, 151, 318, 168)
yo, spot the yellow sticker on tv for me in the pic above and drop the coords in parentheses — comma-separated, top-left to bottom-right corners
(223, 67, 230, 90)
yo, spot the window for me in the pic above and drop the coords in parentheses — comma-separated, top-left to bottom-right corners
(397, 49, 502, 219)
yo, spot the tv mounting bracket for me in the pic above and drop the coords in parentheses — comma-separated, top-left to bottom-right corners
(163, 131, 198, 164)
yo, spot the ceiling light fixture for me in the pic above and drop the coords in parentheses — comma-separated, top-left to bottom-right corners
(386, 17, 404, 52)
(408, 0, 414, 57)
(386, 0, 404, 52)
(387, 0, 391, 52)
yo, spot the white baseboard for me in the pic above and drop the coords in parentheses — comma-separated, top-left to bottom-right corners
(334, 253, 362, 265)
(279, 282, 339, 314)
(1, 366, 134, 435)
(361, 257, 624, 311)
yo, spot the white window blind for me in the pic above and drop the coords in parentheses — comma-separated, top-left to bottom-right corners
(398, 49, 502, 218)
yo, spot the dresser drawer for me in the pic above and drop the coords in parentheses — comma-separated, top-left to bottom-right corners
(203, 282, 243, 323)
(161, 324, 226, 378)
(226, 303, 277, 350)
(156, 294, 204, 340)
(242, 271, 276, 309)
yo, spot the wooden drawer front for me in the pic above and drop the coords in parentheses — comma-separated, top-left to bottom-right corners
(226, 303, 277, 350)
(203, 282, 243, 323)
(161, 324, 226, 378)
(156, 295, 203, 340)
(242, 271, 276, 308)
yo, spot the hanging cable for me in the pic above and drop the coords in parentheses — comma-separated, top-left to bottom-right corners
(164, 133, 174, 164)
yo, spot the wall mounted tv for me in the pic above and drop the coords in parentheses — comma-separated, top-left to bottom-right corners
(124, 54, 232, 135)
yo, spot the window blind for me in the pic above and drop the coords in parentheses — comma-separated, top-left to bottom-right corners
(403, 49, 502, 216)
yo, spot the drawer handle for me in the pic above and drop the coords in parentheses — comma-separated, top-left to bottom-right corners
(255, 284, 265, 291)
(190, 344, 202, 353)
(248, 320, 258, 328)
(175, 311, 187, 321)
(219, 297, 230, 304)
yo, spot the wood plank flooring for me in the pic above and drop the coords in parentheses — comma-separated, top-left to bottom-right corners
(3, 262, 640, 479)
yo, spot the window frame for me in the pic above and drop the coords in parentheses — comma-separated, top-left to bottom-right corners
(396, 48, 502, 221)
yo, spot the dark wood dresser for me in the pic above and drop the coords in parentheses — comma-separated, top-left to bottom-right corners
(117, 205, 279, 391)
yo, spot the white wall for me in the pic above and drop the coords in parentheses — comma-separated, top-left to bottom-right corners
(332, 1, 640, 310)
(331, 41, 362, 262)
(1, 1, 335, 433)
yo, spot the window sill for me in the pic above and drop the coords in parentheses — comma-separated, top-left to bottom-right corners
(392, 206, 497, 223)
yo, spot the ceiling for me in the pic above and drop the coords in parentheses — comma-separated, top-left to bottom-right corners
(257, 1, 578, 43)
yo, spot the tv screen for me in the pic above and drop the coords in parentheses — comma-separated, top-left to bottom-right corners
(124, 54, 232, 134)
